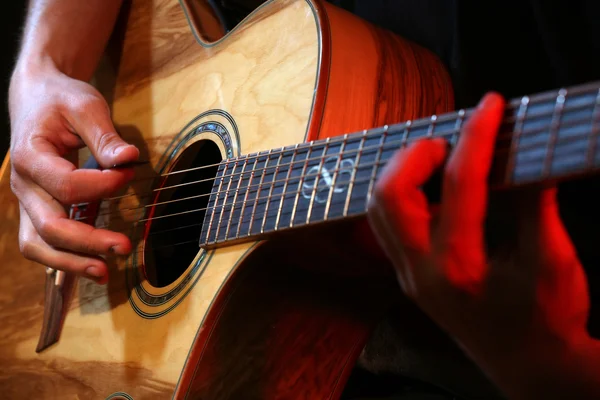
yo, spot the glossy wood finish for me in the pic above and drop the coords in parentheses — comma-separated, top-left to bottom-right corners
(316, 2, 453, 141)
(178, 229, 398, 400)
(0, 0, 454, 398)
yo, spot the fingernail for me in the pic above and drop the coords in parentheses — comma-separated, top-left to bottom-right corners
(112, 144, 131, 156)
(85, 266, 104, 279)
(110, 244, 130, 256)
(478, 92, 500, 109)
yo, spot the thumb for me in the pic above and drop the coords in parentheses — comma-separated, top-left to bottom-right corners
(69, 95, 139, 168)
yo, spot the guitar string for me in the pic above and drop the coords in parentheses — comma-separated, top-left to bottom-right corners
(81, 86, 600, 257)
(81, 97, 599, 212)
(87, 132, 600, 244)
(100, 122, 600, 260)
(85, 91, 599, 206)
(97, 188, 379, 259)
(84, 129, 600, 237)
(86, 127, 600, 255)
(97, 188, 402, 259)
(78, 117, 600, 224)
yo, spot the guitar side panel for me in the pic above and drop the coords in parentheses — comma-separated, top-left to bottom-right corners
(317, 1, 454, 141)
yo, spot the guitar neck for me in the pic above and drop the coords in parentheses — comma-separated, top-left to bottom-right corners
(200, 81, 600, 248)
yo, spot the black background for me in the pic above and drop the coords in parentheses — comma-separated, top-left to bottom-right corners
(0, 3, 27, 159)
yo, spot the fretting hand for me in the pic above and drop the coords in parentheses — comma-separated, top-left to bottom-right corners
(367, 93, 600, 399)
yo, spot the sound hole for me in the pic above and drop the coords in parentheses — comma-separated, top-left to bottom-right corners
(143, 139, 222, 288)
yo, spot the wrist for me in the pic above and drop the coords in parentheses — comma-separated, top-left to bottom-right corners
(12, 45, 73, 83)
(9, 52, 59, 109)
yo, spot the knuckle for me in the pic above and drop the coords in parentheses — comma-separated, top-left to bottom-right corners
(36, 217, 57, 242)
(9, 174, 22, 196)
(437, 249, 484, 292)
(94, 131, 120, 154)
(18, 228, 39, 262)
(19, 237, 34, 260)
(10, 147, 31, 177)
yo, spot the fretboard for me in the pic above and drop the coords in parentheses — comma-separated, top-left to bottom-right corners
(199, 81, 600, 248)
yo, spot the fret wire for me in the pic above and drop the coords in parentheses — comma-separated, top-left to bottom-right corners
(402, 121, 412, 147)
(365, 126, 388, 207)
(260, 151, 284, 234)
(343, 130, 368, 217)
(586, 88, 600, 167)
(288, 144, 313, 228)
(207, 98, 593, 187)
(305, 137, 331, 224)
(504, 96, 530, 185)
(452, 110, 466, 146)
(213, 116, 588, 205)
(247, 149, 273, 237)
(428, 115, 437, 138)
(97, 82, 600, 206)
(102, 108, 600, 230)
(323, 134, 349, 221)
(100, 84, 600, 235)
(173, 121, 599, 233)
(205, 162, 228, 245)
(202, 98, 600, 187)
(542, 89, 567, 177)
(235, 154, 260, 239)
(215, 159, 238, 242)
(181, 126, 599, 240)
(170, 98, 596, 195)
(224, 155, 248, 240)
(274, 144, 299, 231)
(135, 96, 599, 208)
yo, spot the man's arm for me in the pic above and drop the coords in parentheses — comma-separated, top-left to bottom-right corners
(15, 0, 122, 81)
(9, 0, 138, 283)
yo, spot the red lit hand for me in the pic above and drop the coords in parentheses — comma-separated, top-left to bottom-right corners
(367, 93, 600, 399)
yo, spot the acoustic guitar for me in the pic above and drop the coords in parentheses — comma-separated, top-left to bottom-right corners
(1, 0, 599, 399)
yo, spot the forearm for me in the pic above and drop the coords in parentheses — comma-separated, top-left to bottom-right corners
(15, 0, 123, 81)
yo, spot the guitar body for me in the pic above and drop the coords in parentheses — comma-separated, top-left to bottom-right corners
(0, 0, 452, 398)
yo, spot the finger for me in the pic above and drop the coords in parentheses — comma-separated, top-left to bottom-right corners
(26, 149, 135, 204)
(439, 93, 505, 257)
(18, 205, 109, 283)
(66, 93, 139, 168)
(369, 138, 448, 259)
(18, 179, 132, 256)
